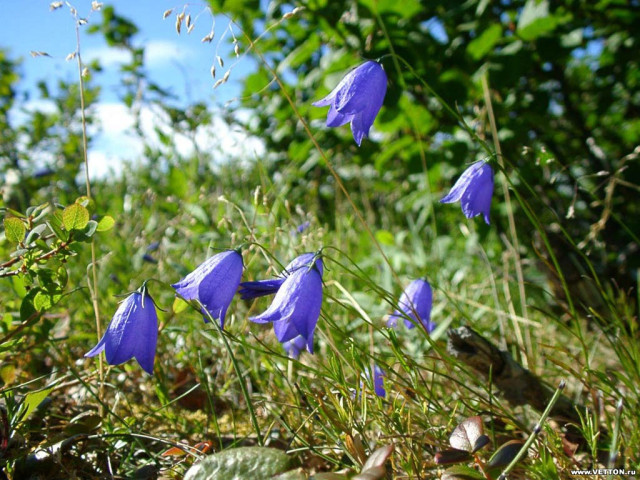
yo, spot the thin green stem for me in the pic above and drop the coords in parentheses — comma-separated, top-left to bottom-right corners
(373, 4, 439, 253)
(203, 306, 264, 446)
(498, 380, 566, 479)
(607, 397, 624, 474)
(481, 73, 531, 367)
(74, 13, 104, 404)
(245, 44, 403, 290)
(393, 56, 495, 159)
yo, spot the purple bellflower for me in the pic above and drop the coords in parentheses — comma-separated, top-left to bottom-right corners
(356, 364, 387, 399)
(440, 161, 494, 225)
(387, 278, 435, 332)
(250, 253, 323, 354)
(282, 335, 307, 359)
(370, 365, 387, 398)
(296, 221, 311, 234)
(85, 287, 158, 375)
(172, 250, 243, 328)
(239, 252, 324, 301)
(313, 61, 387, 146)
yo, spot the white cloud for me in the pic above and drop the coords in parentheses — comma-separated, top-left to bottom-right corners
(87, 150, 131, 180)
(83, 40, 194, 69)
(9, 97, 264, 181)
(87, 101, 264, 179)
(8, 99, 57, 125)
(145, 40, 194, 68)
(83, 46, 132, 67)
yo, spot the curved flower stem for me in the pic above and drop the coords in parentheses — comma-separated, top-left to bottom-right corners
(392, 55, 495, 160)
(244, 46, 403, 292)
(481, 73, 531, 367)
(204, 306, 264, 446)
(73, 12, 104, 407)
(372, 4, 440, 248)
(497, 380, 566, 480)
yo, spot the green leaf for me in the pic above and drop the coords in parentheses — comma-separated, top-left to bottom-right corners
(486, 440, 525, 468)
(274, 469, 308, 480)
(6, 208, 25, 218)
(62, 204, 90, 231)
(19, 387, 53, 424)
(47, 215, 69, 241)
(33, 291, 62, 311)
(375, 230, 395, 246)
(516, 0, 560, 40)
(83, 220, 99, 237)
(0, 364, 16, 384)
(63, 411, 102, 436)
(173, 296, 189, 314)
(20, 288, 40, 321)
(96, 215, 115, 232)
(183, 447, 291, 480)
(281, 34, 321, 70)
(57, 266, 68, 289)
(75, 195, 96, 213)
(26, 202, 49, 222)
(561, 28, 583, 48)
(11, 275, 27, 299)
(441, 465, 486, 480)
(184, 203, 210, 226)
(4, 217, 26, 243)
(169, 166, 189, 197)
(209, 0, 259, 18)
(360, 0, 421, 19)
(467, 24, 502, 60)
(25, 224, 47, 244)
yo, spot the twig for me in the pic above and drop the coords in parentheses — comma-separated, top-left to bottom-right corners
(447, 326, 578, 422)
(0, 240, 71, 278)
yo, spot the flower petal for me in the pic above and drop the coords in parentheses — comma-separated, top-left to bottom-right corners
(334, 62, 385, 114)
(273, 316, 300, 343)
(238, 279, 285, 300)
(198, 252, 243, 327)
(390, 279, 434, 331)
(85, 334, 107, 358)
(312, 61, 387, 146)
(173, 250, 243, 328)
(326, 104, 352, 127)
(103, 293, 140, 366)
(282, 335, 307, 359)
(312, 90, 337, 108)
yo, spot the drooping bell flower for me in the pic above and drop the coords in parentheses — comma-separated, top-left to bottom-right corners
(239, 252, 323, 300)
(296, 221, 311, 234)
(85, 286, 158, 375)
(313, 61, 387, 146)
(370, 365, 386, 398)
(282, 335, 307, 359)
(440, 161, 494, 225)
(172, 250, 243, 328)
(250, 254, 323, 354)
(356, 364, 387, 399)
(387, 279, 435, 332)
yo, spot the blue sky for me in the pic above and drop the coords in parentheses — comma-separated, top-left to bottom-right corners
(1, 0, 257, 104)
(1, 1, 264, 178)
